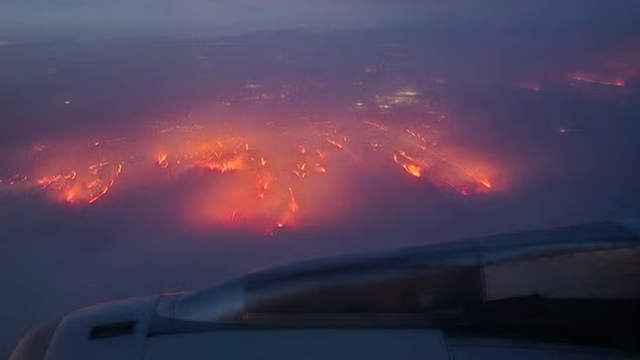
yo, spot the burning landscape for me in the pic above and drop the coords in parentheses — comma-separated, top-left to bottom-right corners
(2, 31, 638, 236)
(0, 87, 496, 234)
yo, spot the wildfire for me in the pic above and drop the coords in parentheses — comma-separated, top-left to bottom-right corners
(35, 161, 123, 205)
(571, 75, 626, 87)
(1, 117, 499, 233)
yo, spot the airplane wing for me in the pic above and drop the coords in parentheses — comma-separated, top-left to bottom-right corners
(11, 220, 640, 360)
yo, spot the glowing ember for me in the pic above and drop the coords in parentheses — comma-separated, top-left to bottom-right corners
(156, 153, 169, 169)
(402, 164, 422, 177)
(326, 139, 344, 150)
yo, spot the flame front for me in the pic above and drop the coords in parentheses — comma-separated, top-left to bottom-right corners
(35, 162, 123, 205)
(145, 120, 497, 231)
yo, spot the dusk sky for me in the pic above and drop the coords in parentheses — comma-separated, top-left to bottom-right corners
(1, 0, 640, 357)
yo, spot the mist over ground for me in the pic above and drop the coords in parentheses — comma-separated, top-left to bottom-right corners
(1, 0, 640, 357)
